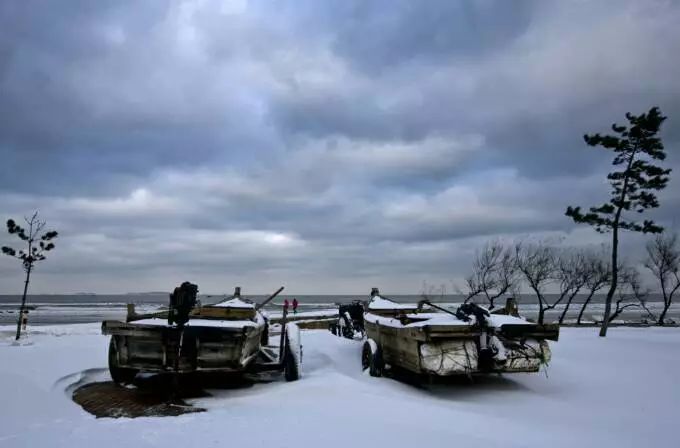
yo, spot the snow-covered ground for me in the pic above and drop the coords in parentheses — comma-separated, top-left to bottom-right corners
(1, 324, 678, 448)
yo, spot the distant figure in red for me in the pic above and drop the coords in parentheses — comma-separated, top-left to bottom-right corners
(292, 298, 299, 314)
(283, 299, 290, 315)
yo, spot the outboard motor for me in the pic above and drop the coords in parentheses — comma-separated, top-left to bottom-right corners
(348, 301, 366, 329)
(168, 282, 198, 327)
(455, 303, 490, 326)
(337, 300, 366, 337)
(455, 303, 496, 370)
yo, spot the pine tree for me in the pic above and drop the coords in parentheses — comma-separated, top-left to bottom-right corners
(1, 212, 58, 340)
(566, 107, 670, 337)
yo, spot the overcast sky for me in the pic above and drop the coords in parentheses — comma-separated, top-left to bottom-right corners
(1, 0, 679, 295)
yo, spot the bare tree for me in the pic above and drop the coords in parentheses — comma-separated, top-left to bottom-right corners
(514, 242, 555, 324)
(464, 241, 519, 309)
(1, 212, 58, 340)
(461, 274, 484, 303)
(608, 266, 654, 323)
(555, 250, 590, 324)
(576, 250, 612, 325)
(644, 233, 680, 325)
(420, 281, 447, 302)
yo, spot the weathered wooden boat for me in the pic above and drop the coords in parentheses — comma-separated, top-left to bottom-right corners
(102, 283, 301, 384)
(362, 288, 558, 377)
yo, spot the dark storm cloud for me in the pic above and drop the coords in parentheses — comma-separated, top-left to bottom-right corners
(0, 0, 277, 195)
(0, 0, 679, 293)
(268, 0, 680, 176)
(271, 0, 537, 71)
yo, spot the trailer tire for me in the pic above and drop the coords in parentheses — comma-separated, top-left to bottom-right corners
(362, 339, 384, 377)
(284, 324, 302, 382)
(108, 337, 138, 385)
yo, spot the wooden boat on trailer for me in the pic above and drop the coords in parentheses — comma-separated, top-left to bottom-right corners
(362, 288, 558, 377)
(102, 284, 301, 385)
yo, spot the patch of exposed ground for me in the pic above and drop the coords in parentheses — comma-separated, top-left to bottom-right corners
(72, 381, 206, 418)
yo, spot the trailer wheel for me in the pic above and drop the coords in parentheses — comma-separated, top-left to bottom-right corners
(284, 323, 302, 382)
(108, 337, 138, 385)
(362, 339, 383, 377)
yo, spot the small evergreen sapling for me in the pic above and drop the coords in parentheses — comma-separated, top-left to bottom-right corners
(2, 212, 58, 340)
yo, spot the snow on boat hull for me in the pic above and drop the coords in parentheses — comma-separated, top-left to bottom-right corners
(363, 290, 557, 376)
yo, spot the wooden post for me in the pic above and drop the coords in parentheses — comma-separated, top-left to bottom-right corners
(255, 286, 285, 311)
(126, 303, 137, 322)
(279, 307, 288, 362)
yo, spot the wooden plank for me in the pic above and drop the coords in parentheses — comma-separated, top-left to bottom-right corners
(125, 303, 257, 322)
(192, 306, 256, 320)
(365, 321, 422, 374)
(102, 321, 164, 338)
(499, 323, 559, 341)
